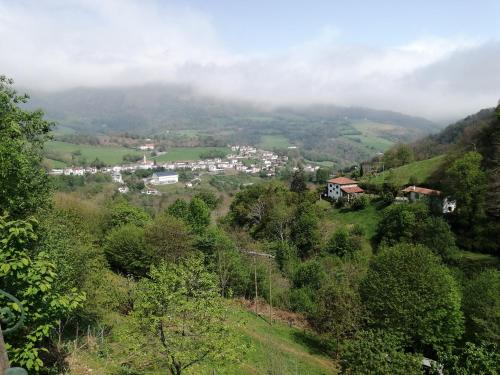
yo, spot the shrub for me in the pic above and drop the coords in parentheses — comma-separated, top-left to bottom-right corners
(350, 194, 369, 210)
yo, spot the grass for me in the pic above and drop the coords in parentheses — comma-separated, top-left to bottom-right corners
(259, 135, 292, 150)
(46, 141, 142, 166)
(345, 134, 393, 152)
(329, 202, 381, 240)
(153, 147, 230, 162)
(362, 155, 445, 186)
(68, 304, 338, 375)
(45, 141, 231, 166)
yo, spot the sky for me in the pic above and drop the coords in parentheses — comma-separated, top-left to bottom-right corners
(0, 0, 499, 121)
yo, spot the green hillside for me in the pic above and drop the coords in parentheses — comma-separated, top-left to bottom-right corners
(69, 305, 338, 375)
(362, 155, 445, 186)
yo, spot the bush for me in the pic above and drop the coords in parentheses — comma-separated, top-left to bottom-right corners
(350, 194, 369, 210)
(325, 228, 361, 257)
(104, 224, 150, 276)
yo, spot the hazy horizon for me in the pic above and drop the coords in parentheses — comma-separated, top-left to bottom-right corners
(1, 0, 499, 121)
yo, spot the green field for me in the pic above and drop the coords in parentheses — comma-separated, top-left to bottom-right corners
(259, 135, 292, 149)
(153, 147, 230, 162)
(45, 141, 231, 166)
(45, 141, 142, 166)
(329, 202, 381, 239)
(70, 304, 338, 375)
(362, 155, 445, 186)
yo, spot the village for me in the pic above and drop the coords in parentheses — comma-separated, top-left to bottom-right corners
(49, 144, 296, 195)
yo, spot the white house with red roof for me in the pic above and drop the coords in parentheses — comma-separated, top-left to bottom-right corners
(327, 177, 364, 201)
(401, 185, 456, 213)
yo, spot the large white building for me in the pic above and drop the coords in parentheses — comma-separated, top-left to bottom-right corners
(327, 177, 364, 201)
(151, 171, 178, 185)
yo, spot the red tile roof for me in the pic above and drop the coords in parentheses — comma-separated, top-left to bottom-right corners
(341, 185, 364, 194)
(401, 185, 442, 196)
(328, 177, 357, 185)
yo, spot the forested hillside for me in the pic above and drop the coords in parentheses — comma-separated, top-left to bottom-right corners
(26, 84, 439, 166)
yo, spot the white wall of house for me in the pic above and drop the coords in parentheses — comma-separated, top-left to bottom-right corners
(327, 183, 357, 200)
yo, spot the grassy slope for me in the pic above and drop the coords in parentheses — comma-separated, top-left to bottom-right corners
(69, 305, 338, 375)
(45, 141, 230, 166)
(259, 135, 292, 149)
(362, 155, 445, 186)
(46, 140, 143, 165)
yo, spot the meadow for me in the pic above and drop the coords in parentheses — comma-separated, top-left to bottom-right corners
(362, 155, 445, 186)
(44, 141, 231, 166)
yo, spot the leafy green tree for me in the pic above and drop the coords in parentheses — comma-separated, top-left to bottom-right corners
(375, 204, 456, 257)
(437, 341, 500, 375)
(0, 76, 53, 218)
(133, 255, 241, 375)
(290, 169, 308, 193)
(290, 203, 320, 258)
(272, 241, 298, 276)
(361, 244, 463, 353)
(311, 275, 363, 344)
(341, 329, 423, 375)
(462, 270, 500, 344)
(0, 215, 85, 371)
(325, 228, 362, 257)
(315, 168, 331, 184)
(167, 198, 190, 221)
(103, 198, 151, 231)
(195, 227, 249, 297)
(445, 151, 487, 227)
(187, 197, 211, 233)
(145, 214, 193, 263)
(193, 190, 221, 210)
(104, 224, 150, 276)
(350, 194, 369, 210)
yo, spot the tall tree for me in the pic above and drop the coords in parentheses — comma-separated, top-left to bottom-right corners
(290, 169, 308, 193)
(361, 244, 463, 353)
(133, 255, 240, 375)
(0, 76, 53, 218)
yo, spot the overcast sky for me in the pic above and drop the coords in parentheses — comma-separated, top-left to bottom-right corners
(0, 0, 499, 121)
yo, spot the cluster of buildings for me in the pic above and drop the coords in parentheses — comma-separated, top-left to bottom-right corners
(324, 177, 456, 214)
(49, 144, 290, 193)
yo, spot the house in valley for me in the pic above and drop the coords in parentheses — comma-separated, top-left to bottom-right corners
(401, 185, 456, 214)
(151, 171, 178, 185)
(326, 177, 364, 201)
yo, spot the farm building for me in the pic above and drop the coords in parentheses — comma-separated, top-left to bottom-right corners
(401, 185, 456, 214)
(326, 177, 364, 201)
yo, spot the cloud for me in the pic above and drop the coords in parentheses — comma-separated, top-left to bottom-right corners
(0, 0, 498, 121)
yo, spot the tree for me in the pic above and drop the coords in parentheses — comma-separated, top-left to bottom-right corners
(0, 76, 53, 218)
(325, 228, 361, 257)
(462, 270, 500, 344)
(315, 168, 331, 184)
(195, 227, 249, 297)
(187, 197, 211, 233)
(444, 151, 488, 250)
(104, 224, 150, 276)
(290, 203, 320, 258)
(361, 244, 463, 353)
(311, 275, 363, 345)
(0, 215, 85, 371)
(103, 198, 151, 231)
(167, 198, 190, 221)
(133, 255, 241, 375)
(437, 342, 500, 375)
(341, 329, 423, 375)
(350, 194, 369, 210)
(290, 169, 308, 193)
(375, 203, 457, 258)
(193, 190, 221, 210)
(145, 214, 193, 263)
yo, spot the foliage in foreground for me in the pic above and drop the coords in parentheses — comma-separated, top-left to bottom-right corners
(132, 255, 243, 375)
